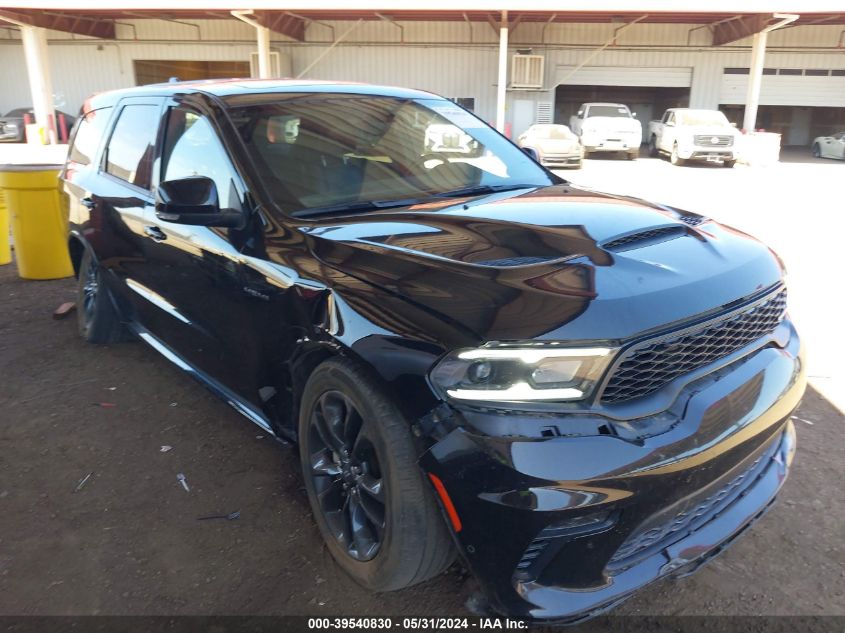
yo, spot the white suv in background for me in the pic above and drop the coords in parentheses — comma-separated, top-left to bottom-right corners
(569, 102, 642, 160)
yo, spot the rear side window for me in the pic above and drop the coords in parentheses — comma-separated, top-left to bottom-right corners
(68, 107, 112, 167)
(104, 104, 160, 190)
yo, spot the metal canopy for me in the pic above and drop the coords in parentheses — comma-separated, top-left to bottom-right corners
(1, 9, 844, 40)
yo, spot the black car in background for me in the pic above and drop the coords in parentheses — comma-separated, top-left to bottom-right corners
(61, 80, 805, 622)
(0, 107, 76, 142)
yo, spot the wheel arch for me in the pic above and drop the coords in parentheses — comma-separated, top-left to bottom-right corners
(67, 232, 88, 278)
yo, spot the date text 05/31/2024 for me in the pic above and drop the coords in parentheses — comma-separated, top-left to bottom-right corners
(307, 618, 528, 630)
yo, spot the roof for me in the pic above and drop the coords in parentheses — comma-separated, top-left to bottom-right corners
(84, 78, 443, 111)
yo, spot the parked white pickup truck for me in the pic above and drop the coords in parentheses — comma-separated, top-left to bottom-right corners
(569, 103, 641, 160)
(648, 108, 740, 167)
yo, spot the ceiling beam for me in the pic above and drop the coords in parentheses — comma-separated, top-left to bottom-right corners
(0, 9, 115, 39)
(712, 13, 772, 45)
(486, 11, 522, 35)
(252, 10, 306, 41)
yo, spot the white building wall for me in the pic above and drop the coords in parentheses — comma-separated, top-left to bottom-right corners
(0, 19, 843, 122)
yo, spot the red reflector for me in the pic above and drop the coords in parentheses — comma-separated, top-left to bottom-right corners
(428, 472, 462, 533)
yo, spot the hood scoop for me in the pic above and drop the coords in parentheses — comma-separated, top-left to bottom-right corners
(603, 226, 686, 252)
(472, 254, 571, 268)
(678, 214, 707, 227)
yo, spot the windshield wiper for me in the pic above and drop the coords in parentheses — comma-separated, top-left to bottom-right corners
(292, 197, 426, 218)
(432, 183, 540, 199)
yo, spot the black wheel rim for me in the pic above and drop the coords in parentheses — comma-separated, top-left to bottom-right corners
(82, 260, 99, 318)
(307, 390, 386, 562)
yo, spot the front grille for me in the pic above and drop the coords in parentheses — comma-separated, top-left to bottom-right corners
(694, 134, 734, 147)
(601, 289, 787, 404)
(603, 226, 685, 251)
(606, 437, 779, 573)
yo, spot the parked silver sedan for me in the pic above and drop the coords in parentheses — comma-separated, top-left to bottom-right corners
(517, 124, 583, 169)
(811, 132, 845, 160)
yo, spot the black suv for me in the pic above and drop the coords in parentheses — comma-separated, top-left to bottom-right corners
(62, 79, 805, 621)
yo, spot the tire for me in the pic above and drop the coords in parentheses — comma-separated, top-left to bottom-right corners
(298, 357, 455, 591)
(670, 143, 686, 166)
(812, 144, 821, 158)
(723, 159, 737, 168)
(649, 136, 658, 157)
(77, 249, 127, 344)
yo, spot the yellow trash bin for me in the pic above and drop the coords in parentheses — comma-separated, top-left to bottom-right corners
(0, 164, 73, 280)
(0, 189, 11, 265)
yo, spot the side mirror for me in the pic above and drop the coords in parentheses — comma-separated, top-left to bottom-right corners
(155, 176, 242, 228)
(632, 112, 638, 118)
(522, 147, 540, 162)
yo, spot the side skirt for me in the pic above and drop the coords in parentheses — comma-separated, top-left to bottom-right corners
(129, 323, 289, 443)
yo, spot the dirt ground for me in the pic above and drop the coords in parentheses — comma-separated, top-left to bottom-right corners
(0, 261, 843, 619)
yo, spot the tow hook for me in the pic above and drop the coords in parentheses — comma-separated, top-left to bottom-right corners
(414, 402, 459, 440)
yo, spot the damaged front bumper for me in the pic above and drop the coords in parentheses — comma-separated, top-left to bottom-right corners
(418, 323, 805, 621)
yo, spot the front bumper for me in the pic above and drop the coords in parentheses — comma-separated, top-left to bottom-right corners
(541, 153, 582, 168)
(679, 146, 735, 162)
(420, 323, 804, 621)
(582, 133, 641, 153)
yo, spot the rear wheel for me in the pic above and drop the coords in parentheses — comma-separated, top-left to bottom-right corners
(670, 143, 686, 166)
(299, 357, 455, 591)
(76, 249, 127, 344)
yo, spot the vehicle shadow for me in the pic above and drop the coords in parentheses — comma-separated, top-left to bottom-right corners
(778, 147, 840, 164)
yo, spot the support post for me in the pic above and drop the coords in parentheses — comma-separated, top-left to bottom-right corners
(20, 25, 56, 144)
(743, 31, 767, 132)
(256, 24, 272, 78)
(495, 10, 508, 133)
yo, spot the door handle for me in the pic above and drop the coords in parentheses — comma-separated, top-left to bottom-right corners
(80, 197, 96, 209)
(144, 225, 168, 242)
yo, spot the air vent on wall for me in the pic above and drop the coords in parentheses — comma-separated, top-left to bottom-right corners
(536, 102, 553, 124)
(249, 51, 282, 78)
(511, 54, 544, 89)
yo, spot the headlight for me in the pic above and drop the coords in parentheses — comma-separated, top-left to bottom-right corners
(429, 345, 615, 403)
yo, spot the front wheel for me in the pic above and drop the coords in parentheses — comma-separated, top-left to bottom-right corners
(299, 358, 455, 591)
(649, 136, 658, 157)
(812, 144, 821, 158)
(670, 143, 686, 166)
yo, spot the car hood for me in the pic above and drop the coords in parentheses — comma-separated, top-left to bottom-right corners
(533, 138, 581, 153)
(297, 185, 783, 343)
(584, 117, 641, 132)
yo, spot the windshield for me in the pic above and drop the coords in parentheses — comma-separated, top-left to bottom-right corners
(230, 94, 554, 215)
(587, 105, 631, 118)
(531, 125, 576, 140)
(677, 111, 730, 126)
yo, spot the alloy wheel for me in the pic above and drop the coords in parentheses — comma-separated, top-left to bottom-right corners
(82, 259, 99, 319)
(307, 390, 386, 562)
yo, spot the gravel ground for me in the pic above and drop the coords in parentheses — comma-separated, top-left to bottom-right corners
(1, 152, 843, 620)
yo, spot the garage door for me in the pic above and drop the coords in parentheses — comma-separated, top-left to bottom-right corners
(555, 65, 693, 88)
(720, 69, 845, 107)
